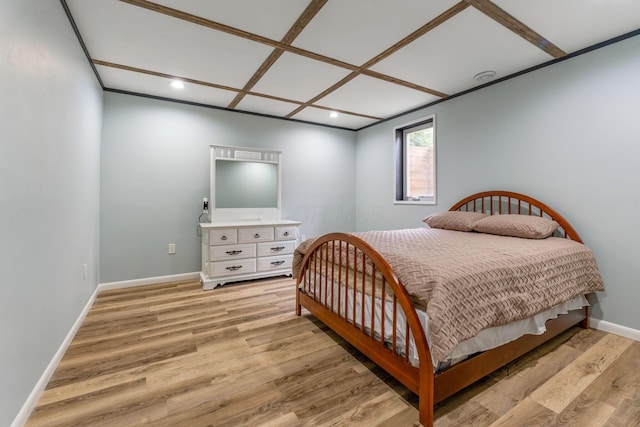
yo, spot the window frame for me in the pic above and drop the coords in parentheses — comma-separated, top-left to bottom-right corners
(393, 114, 437, 205)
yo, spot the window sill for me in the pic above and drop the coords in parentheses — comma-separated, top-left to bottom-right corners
(393, 200, 436, 206)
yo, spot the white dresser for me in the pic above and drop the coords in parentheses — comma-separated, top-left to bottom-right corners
(200, 219, 301, 290)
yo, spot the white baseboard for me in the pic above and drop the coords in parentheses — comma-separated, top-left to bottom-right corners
(11, 271, 201, 427)
(11, 285, 100, 427)
(591, 318, 640, 342)
(97, 271, 201, 291)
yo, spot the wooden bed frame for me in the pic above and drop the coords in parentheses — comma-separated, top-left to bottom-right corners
(295, 191, 591, 426)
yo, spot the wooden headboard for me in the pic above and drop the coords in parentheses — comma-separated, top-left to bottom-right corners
(449, 190, 582, 243)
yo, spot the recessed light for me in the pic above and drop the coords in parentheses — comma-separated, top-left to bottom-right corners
(329, 111, 339, 118)
(171, 80, 185, 89)
(473, 71, 496, 82)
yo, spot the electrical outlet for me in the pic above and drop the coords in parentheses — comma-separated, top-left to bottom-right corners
(83, 263, 88, 280)
(168, 243, 176, 254)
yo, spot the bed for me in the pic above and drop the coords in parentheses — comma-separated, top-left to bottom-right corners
(293, 190, 604, 426)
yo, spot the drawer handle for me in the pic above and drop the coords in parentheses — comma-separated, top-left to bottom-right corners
(283, 231, 290, 236)
(271, 246, 285, 252)
(225, 265, 242, 271)
(225, 250, 242, 255)
(221, 235, 228, 241)
(254, 233, 260, 239)
(271, 260, 285, 266)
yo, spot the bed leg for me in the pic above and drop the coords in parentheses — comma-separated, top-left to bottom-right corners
(419, 399, 433, 427)
(577, 294, 591, 329)
(580, 302, 591, 329)
(419, 366, 435, 426)
(295, 288, 302, 316)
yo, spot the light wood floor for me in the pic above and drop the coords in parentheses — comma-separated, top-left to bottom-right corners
(26, 277, 639, 426)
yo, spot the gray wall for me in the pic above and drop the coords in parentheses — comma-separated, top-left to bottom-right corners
(100, 93, 356, 283)
(0, 1, 103, 425)
(355, 34, 640, 330)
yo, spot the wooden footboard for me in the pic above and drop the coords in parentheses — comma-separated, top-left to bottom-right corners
(295, 233, 436, 426)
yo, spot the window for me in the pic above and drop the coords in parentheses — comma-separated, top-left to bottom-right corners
(394, 115, 436, 204)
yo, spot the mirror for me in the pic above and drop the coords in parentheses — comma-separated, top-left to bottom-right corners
(215, 160, 278, 209)
(210, 145, 282, 222)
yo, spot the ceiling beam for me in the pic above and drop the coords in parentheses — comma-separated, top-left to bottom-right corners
(286, 72, 360, 118)
(465, 0, 566, 58)
(362, 70, 448, 98)
(93, 59, 239, 93)
(92, 59, 382, 120)
(227, 0, 328, 109)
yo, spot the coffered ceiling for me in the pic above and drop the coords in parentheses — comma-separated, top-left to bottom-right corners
(63, 0, 640, 130)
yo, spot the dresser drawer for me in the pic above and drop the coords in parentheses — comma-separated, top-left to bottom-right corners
(210, 243, 256, 261)
(257, 240, 296, 257)
(257, 255, 293, 272)
(209, 259, 256, 277)
(238, 227, 275, 243)
(209, 229, 238, 245)
(275, 226, 299, 241)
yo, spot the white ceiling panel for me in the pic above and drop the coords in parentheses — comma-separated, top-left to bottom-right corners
(236, 95, 301, 118)
(292, 107, 378, 130)
(96, 65, 237, 107)
(152, 0, 313, 41)
(370, 8, 553, 95)
(317, 75, 441, 119)
(251, 52, 351, 102)
(292, 0, 461, 65)
(67, 0, 273, 88)
(493, 0, 640, 53)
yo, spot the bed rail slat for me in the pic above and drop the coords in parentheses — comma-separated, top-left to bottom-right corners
(335, 241, 341, 316)
(370, 264, 376, 339)
(381, 280, 386, 345)
(405, 321, 410, 363)
(312, 248, 317, 298)
(323, 242, 328, 307)
(392, 295, 398, 353)
(360, 251, 366, 332)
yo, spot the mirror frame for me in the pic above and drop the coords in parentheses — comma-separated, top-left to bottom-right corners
(209, 145, 282, 222)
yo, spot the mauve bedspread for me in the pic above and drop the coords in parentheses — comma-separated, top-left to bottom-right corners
(293, 228, 604, 362)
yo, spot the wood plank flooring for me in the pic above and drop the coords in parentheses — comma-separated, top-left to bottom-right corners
(26, 277, 640, 426)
